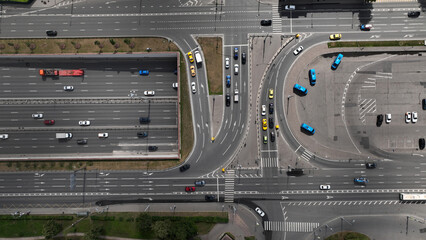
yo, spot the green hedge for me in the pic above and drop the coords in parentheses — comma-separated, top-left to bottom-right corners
(150, 216, 228, 223)
(0, 215, 73, 220)
(90, 215, 115, 221)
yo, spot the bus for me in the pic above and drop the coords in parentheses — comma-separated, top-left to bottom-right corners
(399, 193, 426, 201)
(331, 53, 343, 70)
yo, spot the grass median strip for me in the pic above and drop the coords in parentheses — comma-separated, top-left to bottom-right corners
(197, 37, 223, 95)
(328, 40, 425, 48)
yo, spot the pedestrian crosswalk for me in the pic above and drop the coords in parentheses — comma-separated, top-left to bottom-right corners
(272, 4, 282, 33)
(224, 170, 235, 203)
(262, 157, 278, 168)
(264, 221, 319, 232)
(300, 150, 313, 162)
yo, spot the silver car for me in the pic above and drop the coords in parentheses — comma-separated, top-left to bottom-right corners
(255, 207, 265, 217)
(32, 113, 43, 119)
(194, 180, 206, 186)
(64, 86, 74, 91)
(191, 82, 196, 94)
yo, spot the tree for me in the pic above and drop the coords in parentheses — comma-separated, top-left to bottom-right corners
(84, 225, 104, 240)
(29, 43, 36, 53)
(138, 213, 153, 233)
(13, 43, 20, 53)
(170, 219, 197, 240)
(152, 220, 171, 240)
(0, 43, 5, 53)
(42, 219, 63, 239)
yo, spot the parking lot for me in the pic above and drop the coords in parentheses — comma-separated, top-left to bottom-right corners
(0, 54, 180, 160)
(291, 52, 426, 156)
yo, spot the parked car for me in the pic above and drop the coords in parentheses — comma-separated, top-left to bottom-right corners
(261, 19, 272, 26)
(301, 123, 315, 134)
(309, 69, 316, 85)
(255, 207, 265, 217)
(77, 139, 88, 145)
(148, 146, 158, 152)
(180, 164, 190, 172)
(405, 112, 411, 123)
(419, 138, 425, 150)
(294, 84, 308, 95)
(423, 99, 426, 110)
(44, 120, 55, 125)
(412, 111, 418, 123)
(293, 46, 304, 55)
(385, 113, 391, 124)
(376, 114, 383, 127)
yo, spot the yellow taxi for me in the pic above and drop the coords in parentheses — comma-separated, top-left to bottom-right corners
(268, 89, 274, 99)
(329, 34, 342, 40)
(187, 51, 194, 63)
(262, 119, 267, 131)
(190, 66, 196, 77)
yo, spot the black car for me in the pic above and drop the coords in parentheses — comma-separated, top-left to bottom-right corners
(180, 164, 190, 172)
(260, 19, 272, 26)
(408, 11, 420, 17)
(46, 30, 57, 36)
(148, 146, 158, 152)
(76, 139, 88, 145)
(269, 103, 274, 114)
(226, 94, 231, 107)
(419, 138, 425, 150)
(270, 132, 275, 142)
(205, 195, 216, 201)
(287, 168, 304, 176)
(366, 162, 376, 169)
(376, 114, 383, 127)
(269, 117, 274, 128)
(241, 52, 246, 64)
(139, 117, 150, 124)
(423, 99, 426, 110)
(137, 132, 148, 138)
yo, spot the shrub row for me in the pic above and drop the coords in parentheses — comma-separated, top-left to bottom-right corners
(0, 215, 73, 220)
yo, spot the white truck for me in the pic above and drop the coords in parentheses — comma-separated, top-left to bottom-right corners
(56, 133, 72, 139)
(234, 89, 239, 103)
(194, 50, 202, 64)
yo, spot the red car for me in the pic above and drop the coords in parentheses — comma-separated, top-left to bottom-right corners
(185, 187, 195, 192)
(44, 120, 55, 125)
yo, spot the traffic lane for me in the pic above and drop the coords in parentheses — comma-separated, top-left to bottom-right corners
(0, 129, 177, 155)
(0, 103, 178, 128)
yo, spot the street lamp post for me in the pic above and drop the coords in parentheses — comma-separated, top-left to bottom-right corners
(287, 95, 294, 115)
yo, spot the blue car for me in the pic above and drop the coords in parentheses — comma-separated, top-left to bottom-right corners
(331, 54, 343, 70)
(354, 177, 368, 184)
(139, 70, 149, 75)
(294, 84, 308, 95)
(226, 75, 231, 88)
(309, 69, 316, 85)
(301, 123, 315, 134)
(234, 47, 239, 60)
(360, 24, 372, 31)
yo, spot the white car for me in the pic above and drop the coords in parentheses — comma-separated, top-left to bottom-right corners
(172, 83, 178, 89)
(293, 46, 304, 55)
(319, 185, 331, 190)
(255, 207, 265, 217)
(78, 120, 91, 126)
(261, 105, 266, 116)
(405, 112, 411, 123)
(64, 86, 74, 91)
(32, 113, 43, 119)
(234, 64, 239, 75)
(412, 111, 418, 123)
(144, 90, 155, 96)
(0, 134, 8, 140)
(385, 113, 391, 124)
(285, 5, 295, 10)
(98, 133, 108, 138)
(225, 57, 230, 69)
(191, 82, 196, 94)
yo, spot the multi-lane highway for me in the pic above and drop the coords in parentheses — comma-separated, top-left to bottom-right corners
(1, 0, 426, 239)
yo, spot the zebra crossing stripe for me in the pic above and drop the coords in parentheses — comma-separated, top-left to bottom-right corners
(224, 170, 235, 203)
(264, 221, 319, 232)
(272, 4, 282, 33)
(261, 157, 278, 168)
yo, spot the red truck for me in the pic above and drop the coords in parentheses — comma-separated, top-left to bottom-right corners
(39, 69, 84, 76)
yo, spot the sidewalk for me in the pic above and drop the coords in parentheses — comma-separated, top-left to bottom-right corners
(0, 203, 265, 240)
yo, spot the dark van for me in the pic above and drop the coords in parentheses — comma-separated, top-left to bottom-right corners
(139, 117, 150, 124)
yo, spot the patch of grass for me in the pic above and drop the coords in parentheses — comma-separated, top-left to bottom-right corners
(328, 40, 425, 48)
(179, 52, 194, 161)
(196, 37, 223, 95)
(325, 231, 370, 240)
(196, 222, 216, 235)
(0, 217, 74, 237)
(244, 237, 256, 240)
